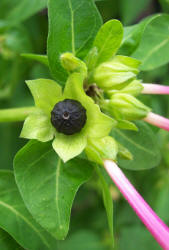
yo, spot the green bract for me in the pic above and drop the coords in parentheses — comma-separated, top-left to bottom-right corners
(85, 136, 118, 165)
(21, 73, 115, 162)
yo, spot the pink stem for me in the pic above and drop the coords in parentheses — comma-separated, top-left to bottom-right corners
(144, 112, 169, 131)
(104, 160, 169, 249)
(142, 84, 169, 95)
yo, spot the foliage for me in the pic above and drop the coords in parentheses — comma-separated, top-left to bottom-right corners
(0, 0, 169, 249)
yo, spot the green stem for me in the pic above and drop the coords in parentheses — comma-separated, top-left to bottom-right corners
(0, 106, 36, 122)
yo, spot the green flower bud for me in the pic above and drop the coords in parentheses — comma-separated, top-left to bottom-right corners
(60, 52, 87, 77)
(85, 136, 118, 165)
(102, 93, 150, 120)
(107, 79, 144, 97)
(93, 55, 141, 90)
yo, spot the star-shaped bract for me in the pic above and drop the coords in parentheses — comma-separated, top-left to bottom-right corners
(21, 73, 115, 162)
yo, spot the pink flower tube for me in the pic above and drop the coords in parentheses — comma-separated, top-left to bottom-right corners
(104, 160, 169, 249)
(142, 84, 169, 95)
(144, 112, 169, 131)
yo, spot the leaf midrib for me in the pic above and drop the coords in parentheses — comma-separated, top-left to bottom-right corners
(68, 0, 75, 54)
(142, 37, 169, 64)
(114, 128, 155, 155)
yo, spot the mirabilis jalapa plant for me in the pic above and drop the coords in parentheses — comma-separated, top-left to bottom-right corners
(1, 1, 169, 249)
(19, 25, 169, 248)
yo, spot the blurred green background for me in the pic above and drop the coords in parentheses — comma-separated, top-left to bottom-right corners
(0, 0, 169, 249)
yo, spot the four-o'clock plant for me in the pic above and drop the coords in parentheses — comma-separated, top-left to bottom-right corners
(0, 0, 169, 249)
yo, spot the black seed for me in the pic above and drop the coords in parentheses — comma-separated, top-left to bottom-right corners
(51, 99, 87, 135)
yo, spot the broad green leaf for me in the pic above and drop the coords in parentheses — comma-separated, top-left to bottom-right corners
(5, 0, 47, 25)
(21, 54, 49, 67)
(0, 0, 19, 19)
(132, 14, 169, 71)
(0, 228, 23, 250)
(119, 0, 151, 25)
(93, 20, 123, 66)
(95, 166, 114, 243)
(119, 225, 161, 250)
(14, 140, 93, 240)
(0, 170, 58, 250)
(155, 180, 169, 222)
(159, 0, 169, 13)
(58, 230, 105, 250)
(47, 0, 102, 84)
(111, 121, 161, 170)
(119, 14, 159, 56)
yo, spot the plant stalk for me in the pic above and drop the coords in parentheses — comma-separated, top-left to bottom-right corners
(0, 106, 36, 122)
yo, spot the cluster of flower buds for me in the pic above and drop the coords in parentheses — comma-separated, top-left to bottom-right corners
(58, 28, 169, 248)
(91, 54, 169, 132)
(88, 52, 169, 248)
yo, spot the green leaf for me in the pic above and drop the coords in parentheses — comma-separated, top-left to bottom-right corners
(14, 140, 93, 240)
(95, 166, 114, 243)
(93, 20, 123, 66)
(58, 230, 105, 250)
(118, 14, 159, 56)
(0, 228, 23, 250)
(119, 0, 151, 25)
(119, 225, 161, 250)
(0, 170, 58, 250)
(159, 0, 169, 13)
(21, 109, 55, 142)
(155, 180, 169, 222)
(21, 54, 49, 67)
(0, 0, 18, 19)
(132, 14, 169, 71)
(5, 0, 47, 25)
(26, 79, 62, 115)
(47, 0, 102, 84)
(111, 121, 161, 170)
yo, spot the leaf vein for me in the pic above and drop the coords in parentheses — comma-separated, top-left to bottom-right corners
(142, 37, 169, 64)
(0, 201, 50, 248)
(115, 129, 155, 155)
